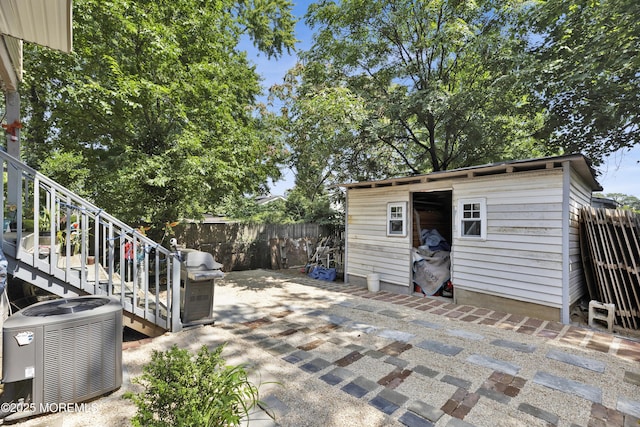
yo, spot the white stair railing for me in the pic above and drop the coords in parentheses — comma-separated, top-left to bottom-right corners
(0, 150, 182, 332)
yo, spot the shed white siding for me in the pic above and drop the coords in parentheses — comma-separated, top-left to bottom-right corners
(568, 167, 593, 305)
(346, 187, 412, 287)
(451, 170, 565, 308)
(343, 155, 601, 321)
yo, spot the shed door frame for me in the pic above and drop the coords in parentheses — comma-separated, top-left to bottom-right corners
(410, 189, 453, 294)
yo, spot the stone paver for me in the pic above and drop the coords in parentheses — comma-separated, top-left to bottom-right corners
(115, 270, 640, 427)
(353, 304, 377, 312)
(385, 356, 410, 368)
(341, 376, 379, 399)
(490, 338, 537, 353)
(618, 397, 640, 418)
(379, 341, 412, 356)
(378, 388, 410, 407)
(533, 371, 602, 403)
(413, 365, 439, 378)
(377, 329, 416, 342)
(398, 411, 434, 427)
(318, 366, 354, 386)
(441, 375, 472, 390)
(341, 381, 369, 398)
(415, 339, 464, 356)
(484, 371, 526, 397)
(379, 309, 408, 319)
(348, 322, 378, 334)
(334, 350, 364, 367)
(365, 349, 386, 359)
(518, 403, 559, 426)
(300, 357, 332, 373)
(447, 329, 484, 341)
(319, 371, 344, 386)
(369, 394, 400, 415)
(378, 368, 412, 389)
(446, 418, 477, 427)
(297, 338, 325, 351)
(407, 400, 444, 422)
(623, 370, 640, 387)
(282, 349, 313, 364)
(546, 348, 606, 372)
(244, 332, 269, 342)
(475, 386, 511, 404)
(412, 319, 442, 329)
(265, 342, 297, 355)
(322, 313, 352, 326)
(352, 375, 379, 392)
(441, 388, 480, 420)
(466, 354, 521, 376)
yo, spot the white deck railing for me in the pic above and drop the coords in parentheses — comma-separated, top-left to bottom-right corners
(0, 150, 182, 332)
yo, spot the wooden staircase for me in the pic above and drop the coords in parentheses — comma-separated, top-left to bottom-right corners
(0, 151, 182, 336)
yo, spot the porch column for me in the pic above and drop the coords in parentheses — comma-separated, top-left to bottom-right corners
(4, 90, 21, 207)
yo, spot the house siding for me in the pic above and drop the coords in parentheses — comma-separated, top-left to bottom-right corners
(451, 170, 565, 308)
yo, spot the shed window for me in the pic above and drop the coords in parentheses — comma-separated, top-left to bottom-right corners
(387, 202, 407, 236)
(459, 198, 486, 239)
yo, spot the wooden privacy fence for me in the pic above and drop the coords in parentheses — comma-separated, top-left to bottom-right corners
(173, 222, 343, 273)
(580, 207, 640, 330)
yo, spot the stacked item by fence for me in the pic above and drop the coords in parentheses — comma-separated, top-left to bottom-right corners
(580, 207, 639, 331)
(412, 228, 452, 297)
(306, 236, 338, 281)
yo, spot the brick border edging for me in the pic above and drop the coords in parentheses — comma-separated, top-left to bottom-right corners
(280, 270, 640, 363)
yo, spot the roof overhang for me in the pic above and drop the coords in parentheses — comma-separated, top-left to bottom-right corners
(340, 154, 603, 192)
(0, 0, 72, 91)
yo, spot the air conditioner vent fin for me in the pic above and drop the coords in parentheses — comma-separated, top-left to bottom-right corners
(59, 327, 76, 402)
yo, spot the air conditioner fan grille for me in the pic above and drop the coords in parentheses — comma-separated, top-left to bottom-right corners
(22, 297, 109, 317)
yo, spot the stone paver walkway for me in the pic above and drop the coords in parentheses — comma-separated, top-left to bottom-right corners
(124, 269, 640, 427)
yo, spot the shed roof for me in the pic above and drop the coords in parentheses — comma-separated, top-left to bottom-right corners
(341, 154, 602, 191)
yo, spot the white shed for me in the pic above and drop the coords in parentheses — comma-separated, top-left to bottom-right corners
(341, 154, 602, 323)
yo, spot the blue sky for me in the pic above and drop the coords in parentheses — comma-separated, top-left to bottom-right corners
(246, 1, 639, 198)
(597, 146, 640, 197)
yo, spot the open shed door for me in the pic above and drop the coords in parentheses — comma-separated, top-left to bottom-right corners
(411, 191, 453, 297)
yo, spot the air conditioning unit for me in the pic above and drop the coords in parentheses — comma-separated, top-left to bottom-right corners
(1, 296, 122, 421)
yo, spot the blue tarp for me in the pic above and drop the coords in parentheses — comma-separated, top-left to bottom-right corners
(308, 266, 337, 282)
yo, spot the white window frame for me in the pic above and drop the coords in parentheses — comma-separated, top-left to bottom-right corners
(458, 198, 487, 240)
(387, 202, 407, 236)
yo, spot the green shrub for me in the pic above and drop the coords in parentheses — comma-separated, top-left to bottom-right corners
(124, 343, 260, 427)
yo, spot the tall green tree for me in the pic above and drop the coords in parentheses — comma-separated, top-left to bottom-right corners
(220, 189, 340, 224)
(525, 0, 640, 163)
(21, 0, 295, 228)
(288, 0, 546, 180)
(270, 63, 393, 204)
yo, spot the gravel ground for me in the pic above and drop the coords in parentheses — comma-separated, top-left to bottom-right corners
(5, 269, 640, 427)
